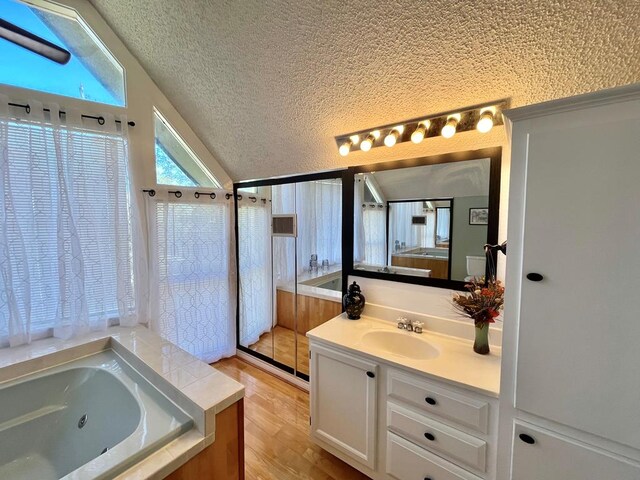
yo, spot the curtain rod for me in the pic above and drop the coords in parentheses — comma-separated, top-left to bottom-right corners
(8, 102, 136, 127)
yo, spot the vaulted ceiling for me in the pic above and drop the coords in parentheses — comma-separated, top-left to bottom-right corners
(90, 0, 640, 181)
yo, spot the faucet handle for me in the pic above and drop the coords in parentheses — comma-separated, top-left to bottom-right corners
(412, 321, 424, 334)
(397, 316, 409, 329)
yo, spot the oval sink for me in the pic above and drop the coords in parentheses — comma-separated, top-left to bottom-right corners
(360, 330, 440, 360)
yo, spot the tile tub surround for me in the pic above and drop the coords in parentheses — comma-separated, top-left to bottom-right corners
(0, 326, 245, 480)
(308, 314, 501, 397)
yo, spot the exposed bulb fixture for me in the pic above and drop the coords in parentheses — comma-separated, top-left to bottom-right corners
(476, 110, 494, 133)
(411, 120, 430, 144)
(339, 140, 352, 156)
(335, 101, 505, 154)
(441, 116, 459, 139)
(384, 126, 404, 147)
(360, 134, 375, 152)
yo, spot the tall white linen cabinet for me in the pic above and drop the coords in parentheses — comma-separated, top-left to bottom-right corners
(497, 83, 640, 479)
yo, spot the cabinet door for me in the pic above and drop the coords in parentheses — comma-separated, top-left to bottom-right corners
(512, 421, 640, 480)
(310, 344, 378, 469)
(515, 104, 640, 449)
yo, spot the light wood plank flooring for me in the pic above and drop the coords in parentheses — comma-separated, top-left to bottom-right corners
(248, 326, 310, 375)
(213, 357, 370, 480)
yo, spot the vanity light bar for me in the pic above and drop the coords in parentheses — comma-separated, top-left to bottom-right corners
(336, 101, 508, 156)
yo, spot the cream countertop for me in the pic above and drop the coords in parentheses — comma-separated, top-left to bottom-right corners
(0, 326, 245, 480)
(307, 314, 500, 397)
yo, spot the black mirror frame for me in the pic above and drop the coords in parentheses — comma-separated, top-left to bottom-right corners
(342, 147, 502, 292)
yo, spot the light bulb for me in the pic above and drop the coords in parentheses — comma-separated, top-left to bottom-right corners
(371, 130, 381, 139)
(349, 134, 360, 145)
(441, 117, 458, 138)
(411, 120, 430, 144)
(360, 134, 375, 152)
(476, 111, 494, 133)
(339, 140, 352, 156)
(384, 130, 399, 147)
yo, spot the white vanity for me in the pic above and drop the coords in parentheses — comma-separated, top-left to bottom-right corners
(308, 314, 501, 480)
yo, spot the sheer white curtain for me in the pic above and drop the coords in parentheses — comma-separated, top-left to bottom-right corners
(363, 204, 387, 266)
(147, 189, 235, 363)
(295, 179, 342, 273)
(436, 207, 451, 242)
(388, 201, 426, 257)
(271, 183, 296, 285)
(238, 195, 272, 346)
(353, 178, 366, 263)
(0, 96, 145, 347)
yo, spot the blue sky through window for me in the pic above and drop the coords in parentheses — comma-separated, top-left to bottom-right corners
(0, 0, 122, 105)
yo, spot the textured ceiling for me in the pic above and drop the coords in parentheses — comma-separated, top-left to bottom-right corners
(90, 0, 640, 181)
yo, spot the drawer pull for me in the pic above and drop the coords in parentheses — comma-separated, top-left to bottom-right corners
(424, 432, 436, 441)
(519, 433, 536, 445)
(425, 396, 437, 405)
(526, 272, 544, 282)
(424, 478, 432, 480)
(366, 371, 375, 378)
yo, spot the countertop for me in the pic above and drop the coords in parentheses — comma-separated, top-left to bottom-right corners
(0, 326, 245, 480)
(307, 314, 500, 397)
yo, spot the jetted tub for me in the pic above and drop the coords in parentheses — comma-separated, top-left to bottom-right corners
(0, 350, 192, 480)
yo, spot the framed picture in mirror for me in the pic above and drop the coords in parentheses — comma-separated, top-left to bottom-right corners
(469, 207, 489, 225)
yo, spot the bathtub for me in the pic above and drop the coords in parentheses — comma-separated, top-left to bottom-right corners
(0, 349, 192, 480)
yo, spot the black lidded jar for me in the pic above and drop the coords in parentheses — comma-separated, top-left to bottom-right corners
(343, 281, 366, 320)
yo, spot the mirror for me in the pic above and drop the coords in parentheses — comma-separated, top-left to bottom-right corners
(349, 148, 501, 289)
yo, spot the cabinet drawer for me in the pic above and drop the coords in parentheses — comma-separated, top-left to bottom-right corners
(387, 432, 483, 480)
(512, 421, 640, 480)
(388, 370, 489, 434)
(388, 402, 487, 472)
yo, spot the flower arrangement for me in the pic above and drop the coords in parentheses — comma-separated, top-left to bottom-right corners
(452, 277, 505, 326)
(452, 277, 504, 354)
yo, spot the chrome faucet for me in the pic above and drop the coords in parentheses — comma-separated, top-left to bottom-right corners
(396, 317, 424, 334)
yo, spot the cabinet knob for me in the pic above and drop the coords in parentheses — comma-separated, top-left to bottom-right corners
(366, 371, 375, 378)
(519, 433, 536, 445)
(424, 432, 436, 441)
(425, 397, 437, 405)
(526, 273, 544, 282)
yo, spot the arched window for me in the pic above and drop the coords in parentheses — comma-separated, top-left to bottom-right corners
(0, 0, 125, 106)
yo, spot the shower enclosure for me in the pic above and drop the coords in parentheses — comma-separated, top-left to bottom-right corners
(235, 172, 344, 380)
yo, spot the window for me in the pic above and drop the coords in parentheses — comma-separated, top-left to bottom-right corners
(0, 0, 125, 106)
(0, 102, 141, 346)
(154, 109, 220, 187)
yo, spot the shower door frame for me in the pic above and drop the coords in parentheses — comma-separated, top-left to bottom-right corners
(234, 169, 351, 382)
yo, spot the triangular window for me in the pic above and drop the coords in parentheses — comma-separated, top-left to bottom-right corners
(154, 109, 220, 187)
(0, 0, 125, 106)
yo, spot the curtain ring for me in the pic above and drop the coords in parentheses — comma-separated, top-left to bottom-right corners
(169, 190, 182, 198)
(261, 198, 266, 204)
(225, 193, 233, 200)
(236, 194, 243, 200)
(210, 192, 216, 199)
(143, 189, 156, 197)
(98, 116, 105, 125)
(194, 192, 200, 199)
(25, 104, 31, 114)
(249, 196, 257, 203)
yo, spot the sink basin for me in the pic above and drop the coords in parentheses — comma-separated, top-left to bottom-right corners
(360, 330, 440, 360)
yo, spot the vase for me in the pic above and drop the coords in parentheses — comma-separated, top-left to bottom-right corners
(473, 323, 490, 355)
(343, 281, 365, 320)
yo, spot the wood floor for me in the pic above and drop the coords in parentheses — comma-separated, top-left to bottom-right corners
(248, 326, 310, 375)
(213, 357, 370, 480)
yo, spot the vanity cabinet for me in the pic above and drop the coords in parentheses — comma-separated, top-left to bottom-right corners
(498, 84, 640, 479)
(310, 344, 378, 470)
(309, 341, 498, 480)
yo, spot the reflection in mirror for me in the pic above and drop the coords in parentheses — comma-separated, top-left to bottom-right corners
(353, 157, 492, 282)
(237, 177, 343, 378)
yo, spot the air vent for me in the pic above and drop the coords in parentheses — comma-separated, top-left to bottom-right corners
(272, 214, 297, 237)
(412, 215, 427, 225)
